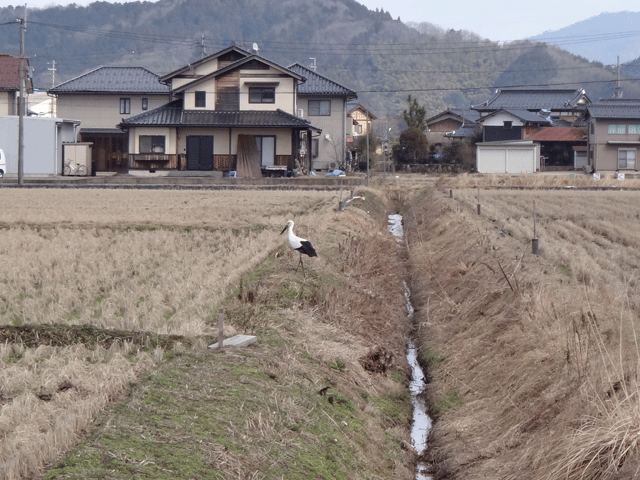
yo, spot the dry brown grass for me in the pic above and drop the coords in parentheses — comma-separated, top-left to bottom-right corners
(436, 172, 640, 190)
(0, 186, 417, 480)
(0, 187, 343, 480)
(405, 187, 640, 479)
(0, 188, 338, 336)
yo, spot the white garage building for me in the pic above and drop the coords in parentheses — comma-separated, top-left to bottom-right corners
(476, 140, 540, 174)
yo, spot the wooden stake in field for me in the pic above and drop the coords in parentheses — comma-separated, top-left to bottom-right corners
(218, 309, 225, 350)
(532, 200, 539, 256)
(477, 187, 481, 216)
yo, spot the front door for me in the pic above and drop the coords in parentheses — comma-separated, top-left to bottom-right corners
(186, 136, 214, 170)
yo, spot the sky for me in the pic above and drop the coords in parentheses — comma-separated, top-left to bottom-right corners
(19, 0, 640, 42)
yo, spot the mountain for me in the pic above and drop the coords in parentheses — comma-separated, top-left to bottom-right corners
(530, 11, 640, 65)
(0, 0, 638, 129)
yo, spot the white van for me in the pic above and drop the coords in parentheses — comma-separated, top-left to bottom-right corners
(0, 149, 5, 178)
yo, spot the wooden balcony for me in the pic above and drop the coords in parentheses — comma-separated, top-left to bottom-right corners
(129, 153, 178, 170)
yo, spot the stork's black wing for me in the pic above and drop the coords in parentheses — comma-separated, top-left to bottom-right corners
(297, 240, 317, 257)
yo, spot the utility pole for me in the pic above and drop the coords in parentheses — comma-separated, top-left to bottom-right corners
(18, 17, 26, 186)
(48, 60, 56, 87)
(200, 35, 206, 59)
(365, 108, 369, 187)
(614, 56, 622, 99)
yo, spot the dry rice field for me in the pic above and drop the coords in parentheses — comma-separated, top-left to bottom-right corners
(0, 187, 348, 480)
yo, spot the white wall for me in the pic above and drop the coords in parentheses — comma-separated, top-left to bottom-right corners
(0, 116, 78, 175)
(476, 143, 540, 173)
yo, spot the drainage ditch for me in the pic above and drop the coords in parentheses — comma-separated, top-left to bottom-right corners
(387, 214, 433, 480)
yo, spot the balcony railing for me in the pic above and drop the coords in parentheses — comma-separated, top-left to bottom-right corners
(129, 153, 178, 170)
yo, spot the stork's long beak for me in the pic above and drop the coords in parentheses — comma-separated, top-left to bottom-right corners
(280, 225, 288, 235)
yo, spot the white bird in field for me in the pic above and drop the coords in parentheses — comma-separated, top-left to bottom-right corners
(280, 220, 317, 276)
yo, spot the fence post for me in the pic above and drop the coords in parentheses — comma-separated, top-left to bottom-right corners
(218, 309, 224, 350)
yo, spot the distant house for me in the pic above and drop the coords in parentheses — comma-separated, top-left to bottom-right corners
(472, 88, 590, 125)
(119, 46, 318, 176)
(288, 64, 357, 171)
(476, 109, 551, 142)
(0, 54, 33, 116)
(346, 103, 376, 139)
(526, 126, 587, 170)
(585, 99, 640, 172)
(474, 110, 550, 173)
(48, 67, 171, 172)
(426, 108, 480, 151)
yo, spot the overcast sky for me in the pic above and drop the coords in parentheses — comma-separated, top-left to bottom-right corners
(20, 0, 640, 42)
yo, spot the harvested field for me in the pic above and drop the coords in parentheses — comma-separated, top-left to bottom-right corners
(0, 187, 415, 480)
(405, 185, 640, 479)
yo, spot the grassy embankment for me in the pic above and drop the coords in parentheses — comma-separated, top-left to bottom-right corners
(404, 178, 640, 479)
(0, 187, 417, 480)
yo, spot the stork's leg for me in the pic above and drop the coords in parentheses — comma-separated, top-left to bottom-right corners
(295, 253, 302, 272)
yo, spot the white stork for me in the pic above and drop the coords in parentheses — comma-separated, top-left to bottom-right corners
(280, 220, 317, 276)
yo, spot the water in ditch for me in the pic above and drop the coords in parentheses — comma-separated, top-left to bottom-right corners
(388, 214, 433, 480)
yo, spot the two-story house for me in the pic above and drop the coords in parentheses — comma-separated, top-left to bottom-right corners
(119, 46, 320, 176)
(48, 67, 171, 172)
(288, 64, 357, 171)
(585, 99, 640, 172)
(472, 88, 591, 124)
(0, 54, 33, 116)
(426, 108, 480, 152)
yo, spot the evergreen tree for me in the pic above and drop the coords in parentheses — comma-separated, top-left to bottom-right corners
(402, 95, 427, 131)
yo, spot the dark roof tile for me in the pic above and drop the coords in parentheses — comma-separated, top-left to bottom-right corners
(120, 101, 317, 129)
(289, 64, 357, 98)
(473, 88, 590, 111)
(49, 67, 169, 94)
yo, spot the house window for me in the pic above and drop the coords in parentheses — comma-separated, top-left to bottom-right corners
(120, 98, 131, 114)
(503, 121, 512, 130)
(249, 87, 275, 104)
(255, 136, 276, 165)
(312, 138, 319, 158)
(609, 124, 626, 134)
(308, 100, 331, 116)
(590, 123, 594, 134)
(142, 98, 148, 111)
(139, 135, 165, 154)
(618, 149, 636, 169)
(195, 91, 206, 108)
(629, 125, 640, 134)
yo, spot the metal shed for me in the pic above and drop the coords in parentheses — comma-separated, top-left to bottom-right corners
(476, 141, 540, 174)
(0, 116, 80, 175)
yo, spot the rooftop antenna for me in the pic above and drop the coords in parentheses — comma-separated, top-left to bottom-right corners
(252, 42, 259, 55)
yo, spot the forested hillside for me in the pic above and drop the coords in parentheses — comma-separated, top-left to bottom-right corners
(0, 0, 638, 128)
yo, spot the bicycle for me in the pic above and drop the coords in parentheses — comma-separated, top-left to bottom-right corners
(64, 161, 87, 176)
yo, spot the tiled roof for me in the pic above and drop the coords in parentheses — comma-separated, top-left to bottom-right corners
(120, 100, 318, 129)
(0, 55, 20, 90)
(427, 108, 481, 125)
(445, 124, 479, 138)
(473, 88, 590, 111)
(526, 127, 584, 142)
(49, 67, 169, 94)
(586, 99, 640, 119)
(477, 109, 552, 124)
(289, 64, 357, 98)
